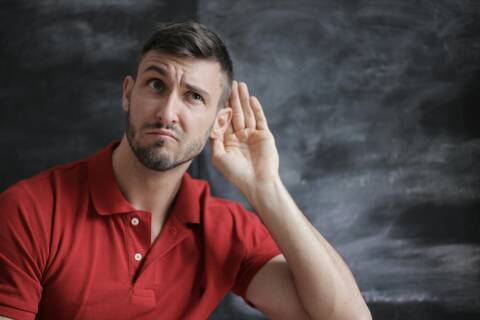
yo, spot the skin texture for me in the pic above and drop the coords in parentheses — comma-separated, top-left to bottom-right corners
(123, 51, 231, 172)
(125, 102, 213, 171)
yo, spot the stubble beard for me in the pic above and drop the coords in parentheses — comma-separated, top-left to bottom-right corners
(125, 108, 212, 172)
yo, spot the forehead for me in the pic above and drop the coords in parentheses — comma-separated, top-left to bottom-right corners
(138, 51, 224, 90)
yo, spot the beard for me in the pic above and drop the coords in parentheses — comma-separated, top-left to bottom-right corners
(125, 107, 213, 172)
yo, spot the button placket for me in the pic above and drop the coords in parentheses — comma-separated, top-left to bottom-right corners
(137, 219, 187, 276)
(125, 212, 151, 279)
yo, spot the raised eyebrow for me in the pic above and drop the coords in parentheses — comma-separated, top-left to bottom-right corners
(143, 65, 168, 76)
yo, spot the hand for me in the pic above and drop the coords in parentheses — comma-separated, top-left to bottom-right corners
(211, 81, 280, 193)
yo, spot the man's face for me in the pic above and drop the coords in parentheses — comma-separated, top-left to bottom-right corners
(122, 51, 231, 171)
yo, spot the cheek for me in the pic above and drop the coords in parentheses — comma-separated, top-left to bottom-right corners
(181, 113, 213, 136)
(129, 96, 157, 122)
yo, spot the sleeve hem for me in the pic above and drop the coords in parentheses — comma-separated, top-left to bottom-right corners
(0, 305, 36, 320)
(232, 247, 282, 304)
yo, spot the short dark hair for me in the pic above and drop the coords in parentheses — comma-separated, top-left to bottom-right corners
(138, 21, 233, 108)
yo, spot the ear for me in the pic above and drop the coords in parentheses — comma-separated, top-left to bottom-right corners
(122, 75, 135, 112)
(210, 107, 233, 139)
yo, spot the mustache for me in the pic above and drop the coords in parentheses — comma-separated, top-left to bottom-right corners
(126, 102, 181, 136)
(142, 122, 181, 134)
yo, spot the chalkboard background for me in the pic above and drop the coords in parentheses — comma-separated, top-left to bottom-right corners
(1, 0, 479, 319)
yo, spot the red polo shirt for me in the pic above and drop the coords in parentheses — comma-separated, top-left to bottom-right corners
(0, 141, 281, 320)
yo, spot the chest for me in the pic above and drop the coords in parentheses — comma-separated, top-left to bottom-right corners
(36, 210, 241, 319)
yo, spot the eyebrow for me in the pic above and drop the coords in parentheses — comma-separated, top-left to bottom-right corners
(143, 65, 211, 101)
(144, 65, 168, 77)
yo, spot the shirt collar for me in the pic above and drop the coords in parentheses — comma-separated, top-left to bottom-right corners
(87, 140, 202, 225)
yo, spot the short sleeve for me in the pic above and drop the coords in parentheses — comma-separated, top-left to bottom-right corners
(230, 204, 282, 306)
(0, 183, 47, 320)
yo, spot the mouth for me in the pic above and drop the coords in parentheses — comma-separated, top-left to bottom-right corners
(145, 129, 178, 141)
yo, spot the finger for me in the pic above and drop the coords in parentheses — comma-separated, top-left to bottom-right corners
(225, 122, 234, 135)
(250, 96, 269, 130)
(210, 133, 225, 158)
(238, 82, 256, 129)
(211, 127, 225, 156)
(229, 80, 245, 131)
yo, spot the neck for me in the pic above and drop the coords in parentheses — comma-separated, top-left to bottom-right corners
(112, 136, 190, 222)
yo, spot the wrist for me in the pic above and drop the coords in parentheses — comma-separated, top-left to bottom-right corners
(243, 174, 284, 210)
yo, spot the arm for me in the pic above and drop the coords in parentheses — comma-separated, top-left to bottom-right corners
(0, 184, 45, 320)
(245, 177, 371, 320)
(211, 81, 371, 320)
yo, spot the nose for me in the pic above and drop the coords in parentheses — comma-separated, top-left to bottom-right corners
(155, 90, 180, 126)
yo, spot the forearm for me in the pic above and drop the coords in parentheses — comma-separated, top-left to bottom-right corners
(243, 177, 371, 320)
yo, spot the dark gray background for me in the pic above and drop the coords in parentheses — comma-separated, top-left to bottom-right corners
(1, 0, 479, 319)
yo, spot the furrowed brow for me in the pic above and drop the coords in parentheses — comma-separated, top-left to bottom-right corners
(142, 65, 212, 102)
(143, 65, 168, 76)
(185, 83, 210, 100)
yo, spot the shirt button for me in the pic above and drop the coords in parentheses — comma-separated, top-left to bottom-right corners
(134, 253, 142, 261)
(131, 217, 140, 226)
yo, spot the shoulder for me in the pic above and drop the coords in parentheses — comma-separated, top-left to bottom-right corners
(0, 158, 92, 268)
(28, 158, 89, 190)
(0, 158, 89, 218)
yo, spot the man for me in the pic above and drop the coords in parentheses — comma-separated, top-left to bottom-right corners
(0, 22, 371, 319)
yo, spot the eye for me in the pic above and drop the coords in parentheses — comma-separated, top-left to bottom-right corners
(188, 91, 205, 104)
(148, 79, 165, 92)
